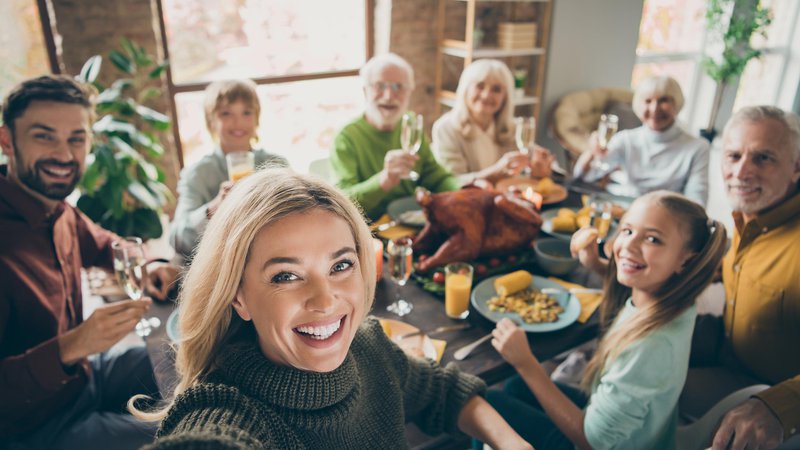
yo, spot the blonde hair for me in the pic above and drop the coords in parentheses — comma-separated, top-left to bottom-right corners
(130, 169, 376, 420)
(452, 59, 515, 146)
(582, 191, 727, 390)
(632, 75, 685, 120)
(203, 79, 261, 142)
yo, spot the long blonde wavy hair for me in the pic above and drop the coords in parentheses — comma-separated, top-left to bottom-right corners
(452, 59, 516, 147)
(582, 191, 727, 390)
(130, 169, 376, 420)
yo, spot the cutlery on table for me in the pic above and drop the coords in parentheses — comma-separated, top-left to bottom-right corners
(396, 323, 471, 340)
(453, 333, 493, 361)
(551, 161, 569, 176)
(373, 220, 398, 232)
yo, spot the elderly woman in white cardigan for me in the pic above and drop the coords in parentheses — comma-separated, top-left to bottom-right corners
(432, 59, 553, 185)
(573, 75, 710, 206)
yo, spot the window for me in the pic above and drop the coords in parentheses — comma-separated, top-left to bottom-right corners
(159, 0, 371, 171)
(0, 0, 53, 164)
(633, 0, 800, 132)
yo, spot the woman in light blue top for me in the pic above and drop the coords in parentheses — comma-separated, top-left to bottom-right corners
(573, 76, 710, 206)
(169, 79, 287, 260)
(488, 191, 727, 449)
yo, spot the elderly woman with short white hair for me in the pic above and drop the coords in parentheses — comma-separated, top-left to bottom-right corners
(432, 59, 554, 184)
(573, 75, 710, 206)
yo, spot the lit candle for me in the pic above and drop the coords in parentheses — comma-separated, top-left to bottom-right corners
(373, 238, 384, 282)
(523, 187, 543, 210)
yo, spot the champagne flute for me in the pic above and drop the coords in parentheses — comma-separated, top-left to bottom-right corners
(515, 116, 536, 177)
(386, 237, 414, 316)
(591, 114, 619, 172)
(111, 237, 161, 337)
(401, 113, 424, 181)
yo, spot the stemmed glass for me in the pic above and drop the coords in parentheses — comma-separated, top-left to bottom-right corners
(591, 113, 619, 172)
(515, 116, 536, 177)
(386, 237, 414, 316)
(111, 237, 161, 337)
(401, 112, 424, 181)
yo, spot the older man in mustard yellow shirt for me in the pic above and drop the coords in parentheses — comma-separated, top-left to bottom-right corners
(685, 106, 800, 450)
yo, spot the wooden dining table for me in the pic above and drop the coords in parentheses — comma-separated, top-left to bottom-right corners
(145, 186, 603, 397)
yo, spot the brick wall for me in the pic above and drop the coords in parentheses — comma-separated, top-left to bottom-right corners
(49, 0, 180, 198)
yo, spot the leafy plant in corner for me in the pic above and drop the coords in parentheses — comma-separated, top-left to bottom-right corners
(701, 0, 771, 141)
(76, 38, 172, 240)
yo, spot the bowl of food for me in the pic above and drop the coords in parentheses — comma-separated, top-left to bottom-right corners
(534, 238, 579, 276)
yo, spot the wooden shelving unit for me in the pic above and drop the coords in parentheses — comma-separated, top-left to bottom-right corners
(434, 0, 552, 120)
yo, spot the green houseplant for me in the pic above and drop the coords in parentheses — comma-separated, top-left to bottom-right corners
(701, 0, 771, 141)
(76, 38, 173, 239)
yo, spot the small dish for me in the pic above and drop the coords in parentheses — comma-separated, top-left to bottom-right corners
(166, 309, 180, 342)
(470, 274, 581, 332)
(387, 196, 426, 227)
(534, 238, 579, 276)
(495, 177, 568, 205)
(380, 318, 438, 360)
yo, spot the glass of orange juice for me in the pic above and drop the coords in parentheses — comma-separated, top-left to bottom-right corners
(445, 262, 473, 319)
(226, 151, 255, 182)
(373, 238, 384, 283)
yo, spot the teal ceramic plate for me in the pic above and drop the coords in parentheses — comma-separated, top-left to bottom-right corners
(166, 310, 180, 342)
(470, 274, 580, 332)
(387, 196, 426, 227)
(540, 208, 617, 241)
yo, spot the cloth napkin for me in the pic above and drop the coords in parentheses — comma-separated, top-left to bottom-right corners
(431, 339, 446, 363)
(548, 277, 603, 323)
(373, 214, 418, 240)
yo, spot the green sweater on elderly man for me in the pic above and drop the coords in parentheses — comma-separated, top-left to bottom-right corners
(330, 116, 461, 220)
(146, 317, 485, 449)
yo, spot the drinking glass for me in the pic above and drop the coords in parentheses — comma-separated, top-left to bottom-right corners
(515, 116, 536, 176)
(111, 237, 161, 337)
(445, 262, 473, 319)
(589, 200, 613, 240)
(401, 113, 424, 181)
(225, 151, 255, 182)
(386, 237, 414, 316)
(591, 114, 619, 172)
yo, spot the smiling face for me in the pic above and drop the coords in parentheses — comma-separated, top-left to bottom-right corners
(0, 100, 91, 206)
(612, 198, 693, 305)
(466, 75, 506, 125)
(232, 208, 367, 372)
(639, 93, 677, 132)
(213, 100, 258, 153)
(722, 118, 800, 222)
(363, 64, 412, 131)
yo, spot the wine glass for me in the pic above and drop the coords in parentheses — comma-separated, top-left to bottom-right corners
(515, 116, 536, 177)
(111, 237, 161, 337)
(401, 112, 424, 181)
(591, 114, 619, 172)
(386, 237, 414, 316)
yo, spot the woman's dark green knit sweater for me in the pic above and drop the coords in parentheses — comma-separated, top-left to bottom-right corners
(147, 317, 485, 449)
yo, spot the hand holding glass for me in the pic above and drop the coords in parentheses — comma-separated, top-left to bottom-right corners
(226, 151, 255, 182)
(111, 237, 161, 337)
(401, 113, 424, 181)
(591, 114, 619, 172)
(386, 237, 414, 316)
(515, 116, 536, 176)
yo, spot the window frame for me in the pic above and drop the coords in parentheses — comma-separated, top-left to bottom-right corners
(154, 0, 375, 167)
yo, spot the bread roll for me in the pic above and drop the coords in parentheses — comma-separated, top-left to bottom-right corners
(552, 215, 577, 233)
(494, 270, 533, 298)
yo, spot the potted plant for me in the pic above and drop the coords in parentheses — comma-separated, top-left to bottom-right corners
(76, 38, 173, 240)
(701, 0, 771, 142)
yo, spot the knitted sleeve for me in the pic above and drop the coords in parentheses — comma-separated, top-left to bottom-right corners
(359, 318, 486, 436)
(147, 383, 302, 450)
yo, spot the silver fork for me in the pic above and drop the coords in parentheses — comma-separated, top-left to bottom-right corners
(453, 333, 493, 361)
(396, 323, 470, 340)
